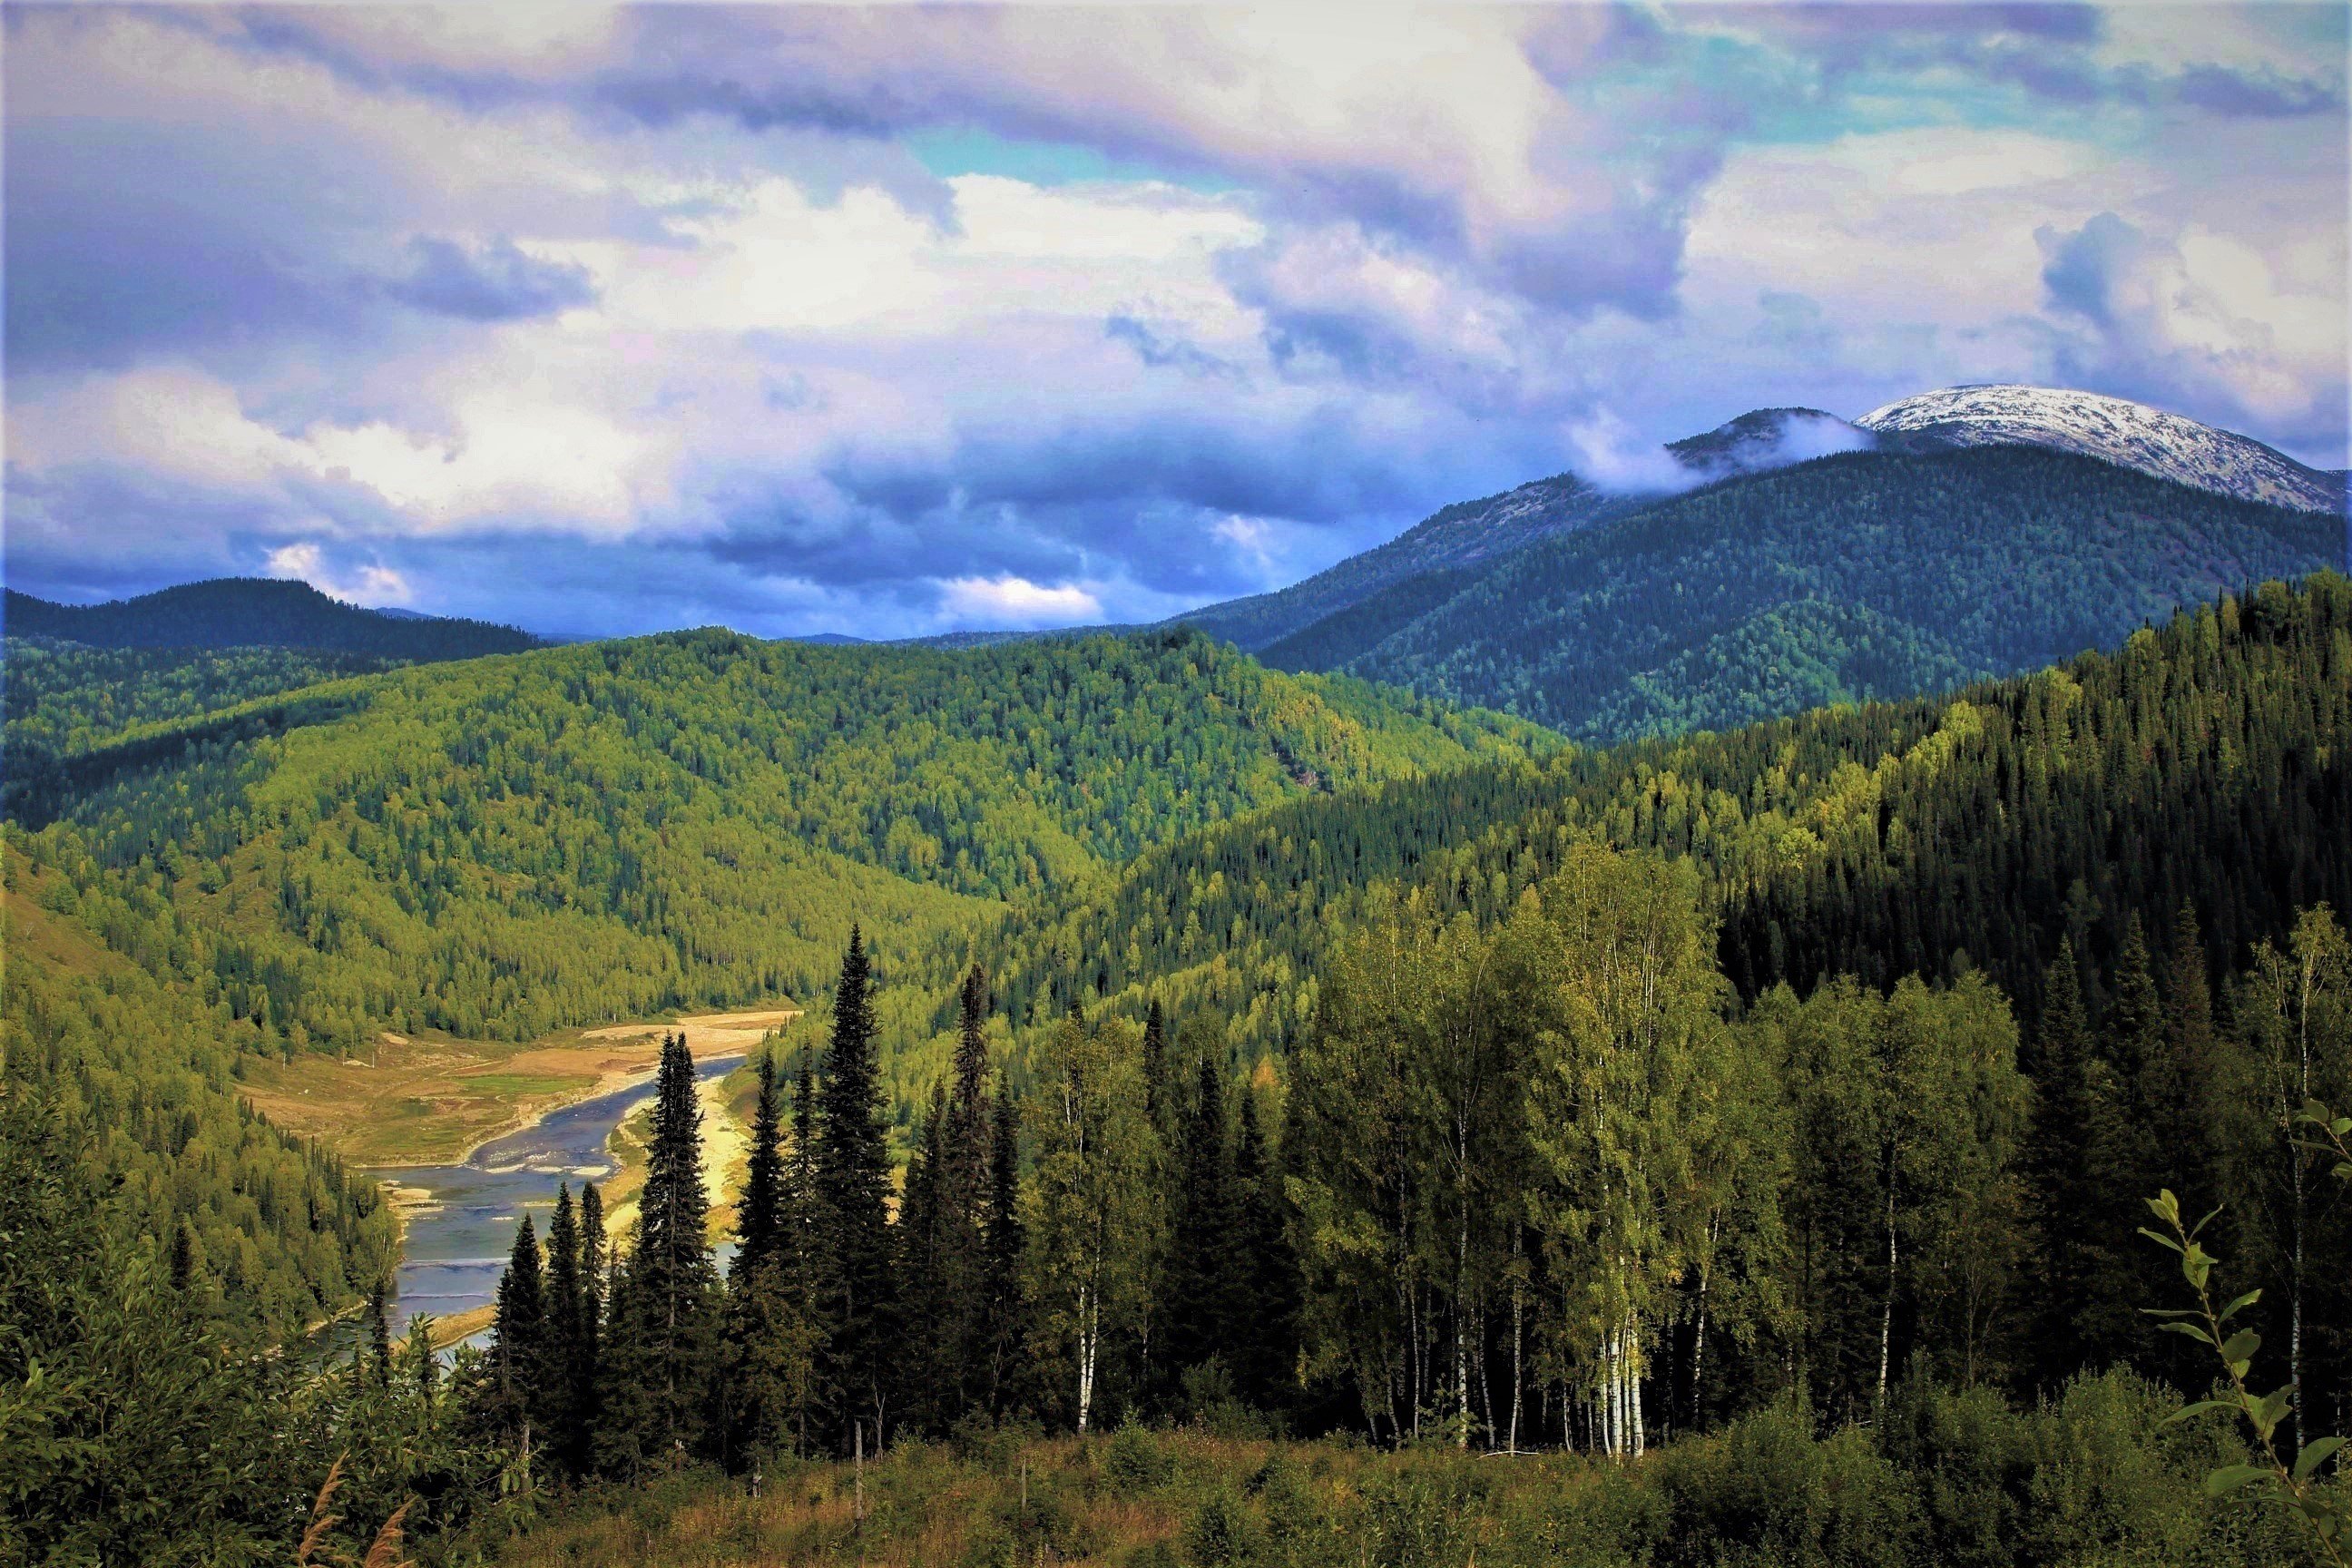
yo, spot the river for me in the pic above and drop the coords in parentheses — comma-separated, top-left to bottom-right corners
(383, 1052, 745, 1336)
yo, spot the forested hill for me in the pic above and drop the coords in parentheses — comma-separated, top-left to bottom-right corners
(982, 573, 2352, 1063)
(1259, 446, 2342, 743)
(3, 577, 539, 659)
(6, 627, 1548, 1049)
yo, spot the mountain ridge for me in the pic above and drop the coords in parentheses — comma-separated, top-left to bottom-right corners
(4, 577, 541, 661)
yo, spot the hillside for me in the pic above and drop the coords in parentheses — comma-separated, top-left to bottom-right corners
(2, 577, 540, 659)
(979, 573, 2352, 1064)
(1266, 446, 2340, 741)
(3, 639, 407, 769)
(8, 627, 1549, 1050)
(1172, 407, 1873, 653)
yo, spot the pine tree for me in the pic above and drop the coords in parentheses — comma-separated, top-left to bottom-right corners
(816, 928, 897, 1449)
(2080, 917, 2165, 1361)
(984, 1075, 1026, 1416)
(735, 1053, 788, 1280)
(367, 1279, 394, 1390)
(491, 1215, 546, 1435)
(615, 1031, 720, 1465)
(1142, 998, 1171, 1132)
(1232, 1085, 1301, 1409)
(2024, 939, 2099, 1387)
(544, 1184, 584, 1471)
(1164, 1054, 1243, 1395)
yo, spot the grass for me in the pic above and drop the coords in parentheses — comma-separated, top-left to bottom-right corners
(240, 1008, 799, 1169)
(475, 1376, 2329, 1568)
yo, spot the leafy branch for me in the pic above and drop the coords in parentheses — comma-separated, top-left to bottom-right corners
(2140, 1189, 2344, 1564)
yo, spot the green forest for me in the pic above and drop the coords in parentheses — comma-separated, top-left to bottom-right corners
(1259, 447, 2343, 742)
(3, 577, 2347, 1567)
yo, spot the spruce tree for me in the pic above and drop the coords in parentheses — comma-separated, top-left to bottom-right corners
(544, 1184, 584, 1470)
(1164, 1054, 1243, 1395)
(1142, 998, 1171, 1132)
(2025, 939, 2098, 1387)
(735, 1052, 788, 1280)
(816, 928, 897, 1449)
(367, 1279, 394, 1390)
(895, 1082, 954, 1432)
(941, 965, 995, 1420)
(576, 1181, 606, 1450)
(2082, 917, 2164, 1360)
(1232, 1086, 1301, 1408)
(622, 1031, 720, 1464)
(722, 1047, 819, 1468)
(491, 1215, 546, 1433)
(984, 1076, 1026, 1416)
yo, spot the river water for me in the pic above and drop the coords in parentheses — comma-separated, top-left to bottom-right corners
(382, 1052, 744, 1335)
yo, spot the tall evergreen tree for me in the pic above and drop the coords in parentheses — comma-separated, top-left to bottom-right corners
(2080, 917, 2164, 1359)
(2024, 939, 2099, 1387)
(367, 1279, 394, 1390)
(1232, 1084, 1301, 1408)
(576, 1181, 606, 1450)
(1142, 998, 1171, 1132)
(816, 927, 897, 1449)
(613, 1031, 720, 1467)
(722, 1047, 820, 1468)
(735, 1052, 788, 1279)
(984, 1076, 1026, 1416)
(544, 1184, 584, 1472)
(1164, 1054, 1243, 1391)
(490, 1215, 546, 1435)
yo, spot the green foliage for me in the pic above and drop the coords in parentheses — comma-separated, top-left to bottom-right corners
(1271, 446, 2342, 744)
(13, 626, 1544, 1052)
(3, 637, 405, 767)
(2, 577, 537, 658)
(2141, 1189, 2347, 1563)
(987, 573, 2352, 1072)
(0, 847, 397, 1338)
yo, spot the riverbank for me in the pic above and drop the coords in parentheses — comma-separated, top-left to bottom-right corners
(241, 1006, 800, 1169)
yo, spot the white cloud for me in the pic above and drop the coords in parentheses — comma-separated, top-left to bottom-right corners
(266, 542, 414, 607)
(938, 574, 1105, 628)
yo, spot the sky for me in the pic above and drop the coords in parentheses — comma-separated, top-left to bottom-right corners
(5, 4, 2347, 641)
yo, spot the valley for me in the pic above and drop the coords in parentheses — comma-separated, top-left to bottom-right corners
(6, 393, 2347, 1568)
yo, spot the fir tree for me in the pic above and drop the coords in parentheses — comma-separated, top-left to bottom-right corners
(735, 1052, 788, 1280)
(616, 1031, 720, 1465)
(544, 1184, 584, 1471)
(491, 1216, 546, 1433)
(1142, 998, 1171, 1132)
(2024, 939, 2098, 1387)
(367, 1279, 394, 1391)
(984, 1076, 1026, 1416)
(1164, 1054, 1243, 1389)
(1233, 1085, 1301, 1408)
(816, 928, 897, 1449)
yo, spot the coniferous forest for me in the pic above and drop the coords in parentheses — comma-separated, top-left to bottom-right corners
(3, 571, 2347, 1565)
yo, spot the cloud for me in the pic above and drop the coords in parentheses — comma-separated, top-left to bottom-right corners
(383, 235, 596, 321)
(5, 4, 2345, 639)
(265, 542, 414, 607)
(938, 574, 1105, 629)
(2034, 210, 2347, 446)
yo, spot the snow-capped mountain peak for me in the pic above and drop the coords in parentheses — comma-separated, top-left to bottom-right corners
(1856, 385, 2344, 514)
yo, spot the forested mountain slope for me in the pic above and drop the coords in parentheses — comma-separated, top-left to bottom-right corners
(1271, 446, 2341, 741)
(4, 639, 407, 769)
(981, 573, 2352, 1063)
(5, 628, 1547, 1049)
(3, 577, 539, 659)
(1, 848, 398, 1337)
(1172, 407, 1862, 652)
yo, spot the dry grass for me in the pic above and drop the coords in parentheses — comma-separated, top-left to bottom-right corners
(241, 1007, 799, 1169)
(483, 1430, 1609, 1568)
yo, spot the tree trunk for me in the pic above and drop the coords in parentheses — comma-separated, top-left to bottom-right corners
(1878, 1155, 1897, 1408)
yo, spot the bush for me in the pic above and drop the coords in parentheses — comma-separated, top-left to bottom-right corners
(1107, 1422, 1177, 1494)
